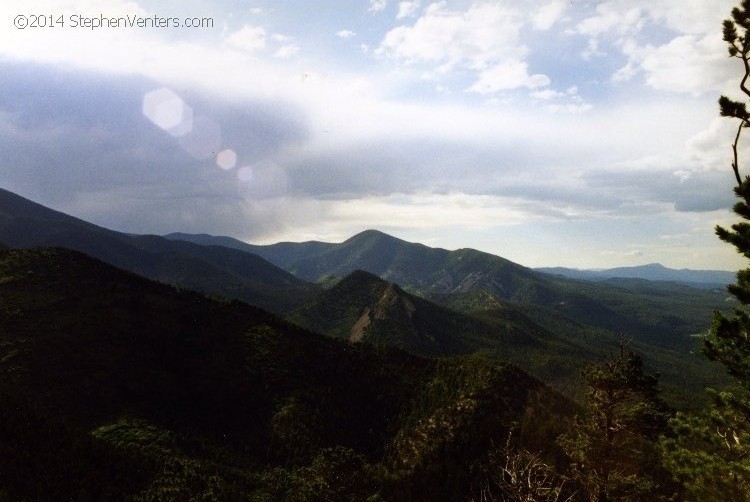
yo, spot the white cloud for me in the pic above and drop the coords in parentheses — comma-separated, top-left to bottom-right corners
(377, 2, 546, 95)
(271, 33, 292, 43)
(546, 102, 593, 114)
(274, 44, 300, 59)
(631, 34, 733, 94)
(468, 61, 550, 94)
(574, 0, 737, 95)
(646, 0, 735, 35)
(377, 2, 525, 70)
(575, 3, 645, 38)
(337, 29, 356, 38)
(369, 0, 387, 13)
(530, 89, 566, 101)
(532, 0, 568, 31)
(278, 193, 541, 245)
(581, 38, 605, 60)
(396, 1, 420, 20)
(226, 25, 266, 52)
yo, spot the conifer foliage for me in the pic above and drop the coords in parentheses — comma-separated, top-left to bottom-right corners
(660, 2, 750, 499)
(707, 0, 750, 477)
(559, 342, 671, 501)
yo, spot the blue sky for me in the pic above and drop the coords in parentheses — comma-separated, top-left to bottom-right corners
(1, 0, 747, 270)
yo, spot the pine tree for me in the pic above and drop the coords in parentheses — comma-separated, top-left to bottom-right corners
(706, 0, 750, 484)
(660, 3, 750, 499)
(559, 341, 671, 502)
(709, 0, 750, 387)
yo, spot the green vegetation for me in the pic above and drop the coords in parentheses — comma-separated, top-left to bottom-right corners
(559, 342, 673, 500)
(0, 246, 576, 501)
(287, 268, 728, 407)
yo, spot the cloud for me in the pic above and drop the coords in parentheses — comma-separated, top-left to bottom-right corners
(0, 61, 308, 235)
(530, 89, 568, 101)
(575, 3, 645, 38)
(225, 25, 267, 52)
(377, 2, 546, 94)
(468, 61, 550, 93)
(396, 1, 420, 20)
(369, 0, 387, 13)
(336, 29, 356, 39)
(377, 2, 525, 69)
(274, 44, 300, 59)
(573, 0, 737, 95)
(619, 34, 734, 94)
(532, 0, 568, 31)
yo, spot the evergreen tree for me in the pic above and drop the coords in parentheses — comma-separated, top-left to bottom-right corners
(660, 3, 750, 499)
(709, 0, 750, 388)
(559, 342, 671, 502)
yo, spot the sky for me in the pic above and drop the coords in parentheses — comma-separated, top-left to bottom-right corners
(1, 0, 748, 270)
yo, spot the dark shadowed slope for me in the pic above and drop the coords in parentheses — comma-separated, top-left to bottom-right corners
(0, 187, 319, 312)
(0, 246, 572, 501)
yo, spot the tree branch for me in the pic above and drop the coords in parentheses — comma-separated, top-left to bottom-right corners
(733, 120, 744, 186)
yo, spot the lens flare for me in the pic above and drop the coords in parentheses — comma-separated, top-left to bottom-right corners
(216, 149, 238, 170)
(142, 88, 193, 137)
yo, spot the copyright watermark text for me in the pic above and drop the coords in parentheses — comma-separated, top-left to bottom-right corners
(13, 14, 214, 30)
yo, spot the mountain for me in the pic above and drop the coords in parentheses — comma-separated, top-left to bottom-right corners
(288, 270, 588, 364)
(0, 188, 319, 312)
(168, 229, 458, 286)
(0, 246, 572, 501)
(536, 263, 735, 288)
(290, 270, 730, 405)
(288, 270, 618, 395)
(169, 229, 729, 349)
(169, 229, 619, 308)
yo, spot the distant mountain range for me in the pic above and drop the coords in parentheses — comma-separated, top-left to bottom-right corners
(166, 231, 735, 288)
(165, 228, 733, 404)
(0, 187, 732, 405)
(165, 229, 728, 349)
(536, 263, 735, 288)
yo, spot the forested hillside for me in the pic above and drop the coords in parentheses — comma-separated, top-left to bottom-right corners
(0, 246, 574, 501)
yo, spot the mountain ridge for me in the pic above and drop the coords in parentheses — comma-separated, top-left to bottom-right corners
(288, 268, 607, 393)
(536, 263, 735, 287)
(0, 188, 320, 312)
(165, 228, 729, 349)
(165, 230, 734, 285)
